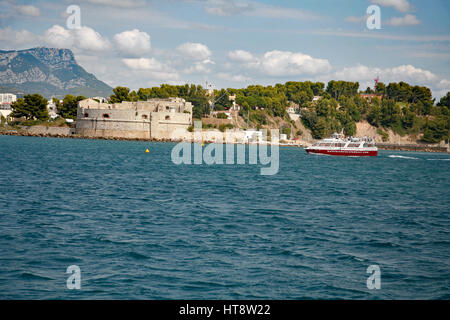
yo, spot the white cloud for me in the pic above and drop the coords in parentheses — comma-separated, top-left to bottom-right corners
(122, 58, 180, 81)
(183, 61, 214, 74)
(249, 3, 319, 20)
(200, 0, 319, 20)
(296, 29, 450, 42)
(76, 27, 111, 51)
(228, 50, 254, 63)
(437, 79, 450, 89)
(227, 49, 332, 77)
(388, 65, 437, 83)
(78, 0, 147, 8)
(371, 0, 411, 12)
(254, 50, 332, 76)
(44, 25, 74, 48)
(176, 42, 212, 61)
(345, 15, 367, 23)
(204, 0, 252, 16)
(329, 63, 450, 98)
(43, 25, 111, 52)
(15, 5, 40, 17)
(113, 29, 151, 56)
(122, 58, 165, 70)
(218, 72, 251, 82)
(333, 64, 438, 84)
(175, 42, 215, 74)
(385, 14, 420, 26)
(0, 27, 40, 49)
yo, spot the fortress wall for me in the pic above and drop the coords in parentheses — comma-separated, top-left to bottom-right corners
(76, 99, 192, 140)
(24, 126, 75, 136)
(79, 98, 193, 113)
(78, 108, 152, 121)
(76, 107, 151, 139)
(151, 112, 191, 140)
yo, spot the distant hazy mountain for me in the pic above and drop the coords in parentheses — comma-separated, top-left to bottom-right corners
(0, 48, 113, 98)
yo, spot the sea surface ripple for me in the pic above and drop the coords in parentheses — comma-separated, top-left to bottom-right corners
(0, 136, 449, 299)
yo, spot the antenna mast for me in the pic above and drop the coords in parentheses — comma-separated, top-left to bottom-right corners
(374, 76, 380, 93)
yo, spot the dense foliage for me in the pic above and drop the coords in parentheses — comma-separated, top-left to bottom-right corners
(107, 81, 449, 143)
(57, 95, 86, 119)
(10, 94, 48, 120)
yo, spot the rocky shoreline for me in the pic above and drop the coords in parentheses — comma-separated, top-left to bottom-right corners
(1, 130, 448, 153)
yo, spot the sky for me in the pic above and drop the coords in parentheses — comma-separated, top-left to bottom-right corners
(1, 0, 450, 99)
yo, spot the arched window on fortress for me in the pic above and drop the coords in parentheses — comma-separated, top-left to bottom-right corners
(102, 114, 110, 118)
(165, 116, 170, 120)
(142, 114, 148, 120)
(84, 113, 89, 118)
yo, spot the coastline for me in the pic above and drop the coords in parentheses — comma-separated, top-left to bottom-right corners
(1, 129, 448, 153)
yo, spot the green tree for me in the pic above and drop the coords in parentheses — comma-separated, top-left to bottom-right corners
(110, 86, 131, 103)
(437, 92, 450, 108)
(364, 87, 374, 94)
(312, 117, 327, 139)
(422, 117, 449, 143)
(375, 82, 386, 95)
(326, 81, 359, 99)
(58, 95, 86, 119)
(367, 105, 382, 127)
(281, 126, 291, 137)
(343, 121, 356, 136)
(213, 89, 232, 109)
(10, 94, 49, 120)
(129, 90, 139, 102)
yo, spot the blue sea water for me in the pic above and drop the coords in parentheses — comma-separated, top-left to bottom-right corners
(0, 135, 449, 300)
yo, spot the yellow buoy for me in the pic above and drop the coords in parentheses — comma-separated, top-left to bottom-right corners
(145, 149, 150, 153)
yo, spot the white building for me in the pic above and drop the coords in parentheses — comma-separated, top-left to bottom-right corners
(0, 109, 11, 120)
(47, 100, 59, 119)
(287, 102, 299, 114)
(244, 130, 263, 143)
(92, 97, 107, 103)
(0, 93, 16, 120)
(229, 94, 240, 111)
(0, 93, 17, 104)
(312, 96, 322, 102)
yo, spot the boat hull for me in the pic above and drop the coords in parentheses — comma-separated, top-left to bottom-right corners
(306, 148, 378, 157)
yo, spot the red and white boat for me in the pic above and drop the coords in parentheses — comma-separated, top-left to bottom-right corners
(306, 133, 378, 157)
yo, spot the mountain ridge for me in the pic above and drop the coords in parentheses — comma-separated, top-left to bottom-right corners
(0, 47, 113, 98)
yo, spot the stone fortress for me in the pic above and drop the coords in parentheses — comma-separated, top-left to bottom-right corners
(76, 97, 193, 140)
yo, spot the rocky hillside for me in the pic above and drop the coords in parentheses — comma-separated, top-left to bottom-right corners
(0, 48, 112, 98)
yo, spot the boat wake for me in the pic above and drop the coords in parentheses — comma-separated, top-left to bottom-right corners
(388, 155, 419, 160)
